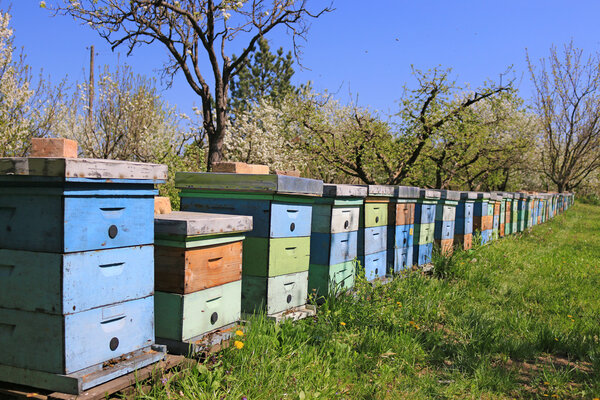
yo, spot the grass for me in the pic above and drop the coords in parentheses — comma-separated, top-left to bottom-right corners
(132, 203, 600, 399)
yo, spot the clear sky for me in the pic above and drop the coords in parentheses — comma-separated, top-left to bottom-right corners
(7, 1, 600, 118)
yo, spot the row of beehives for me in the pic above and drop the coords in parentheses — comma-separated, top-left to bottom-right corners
(0, 155, 574, 395)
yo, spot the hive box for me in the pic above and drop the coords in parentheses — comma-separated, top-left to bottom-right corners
(175, 172, 322, 315)
(388, 186, 420, 272)
(413, 189, 441, 265)
(455, 191, 476, 250)
(473, 192, 491, 244)
(433, 190, 460, 255)
(490, 193, 502, 241)
(0, 157, 167, 394)
(358, 185, 394, 280)
(309, 184, 366, 297)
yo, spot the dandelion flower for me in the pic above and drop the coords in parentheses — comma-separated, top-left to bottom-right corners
(544, 382, 550, 385)
(234, 340, 244, 349)
(567, 315, 573, 318)
(235, 330, 244, 337)
(409, 321, 415, 325)
(340, 322, 346, 326)
(39, 1, 46, 8)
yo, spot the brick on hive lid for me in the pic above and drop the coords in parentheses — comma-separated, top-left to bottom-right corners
(212, 162, 269, 175)
(31, 138, 78, 158)
(154, 196, 172, 215)
(275, 170, 301, 177)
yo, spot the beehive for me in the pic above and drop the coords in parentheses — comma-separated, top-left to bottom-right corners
(309, 184, 366, 297)
(388, 186, 419, 272)
(0, 157, 167, 394)
(153, 212, 252, 345)
(473, 192, 492, 244)
(413, 189, 441, 265)
(433, 190, 460, 255)
(490, 193, 502, 241)
(455, 191, 476, 250)
(175, 172, 322, 315)
(358, 185, 394, 280)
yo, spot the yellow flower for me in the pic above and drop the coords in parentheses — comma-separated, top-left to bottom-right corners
(567, 315, 573, 318)
(544, 382, 550, 385)
(554, 338, 559, 341)
(397, 302, 402, 307)
(340, 322, 346, 326)
(234, 340, 244, 349)
(235, 330, 244, 337)
(409, 321, 415, 325)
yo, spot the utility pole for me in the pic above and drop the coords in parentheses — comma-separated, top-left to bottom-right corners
(88, 45, 94, 132)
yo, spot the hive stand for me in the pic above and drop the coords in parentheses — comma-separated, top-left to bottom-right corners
(0, 157, 167, 394)
(473, 192, 492, 244)
(413, 189, 441, 266)
(455, 192, 476, 250)
(308, 184, 366, 299)
(388, 186, 419, 273)
(153, 211, 253, 355)
(358, 185, 395, 281)
(175, 172, 323, 317)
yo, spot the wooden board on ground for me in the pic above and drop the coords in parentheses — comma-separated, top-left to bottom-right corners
(265, 304, 317, 323)
(0, 354, 184, 400)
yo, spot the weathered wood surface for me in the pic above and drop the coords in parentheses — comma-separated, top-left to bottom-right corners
(454, 216, 473, 235)
(434, 190, 461, 201)
(0, 296, 154, 375)
(454, 233, 473, 250)
(242, 236, 311, 277)
(212, 162, 269, 174)
(476, 192, 491, 200)
(312, 204, 360, 233)
(0, 194, 154, 253)
(414, 203, 436, 224)
(396, 186, 420, 199)
(459, 191, 478, 200)
(365, 185, 395, 197)
(419, 189, 442, 200)
(434, 238, 454, 256)
(413, 222, 435, 244)
(0, 346, 171, 398)
(156, 323, 239, 356)
(392, 245, 413, 273)
(155, 211, 253, 237)
(358, 225, 387, 256)
(390, 202, 415, 226)
(175, 172, 323, 196)
(155, 241, 243, 294)
(155, 281, 241, 341)
(393, 224, 414, 249)
(322, 184, 368, 198)
(154, 196, 172, 215)
(436, 204, 456, 221)
(31, 138, 78, 159)
(361, 249, 387, 281)
(308, 260, 356, 297)
(241, 271, 309, 315)
(363, 203, 389, 227)
(413, 243, 433, 266)
(434, 220, 455, 240)
(310, 231, 358, 266)
(0, 246, 153, 315)
(0, 157, 167, 181)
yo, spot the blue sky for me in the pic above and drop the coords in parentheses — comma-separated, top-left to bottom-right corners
(7, 1, 600, 118)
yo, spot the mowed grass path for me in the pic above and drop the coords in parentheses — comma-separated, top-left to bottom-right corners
(136, 203, 600, 399)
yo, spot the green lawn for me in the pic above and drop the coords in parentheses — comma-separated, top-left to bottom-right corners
(135, 203, 600, 399)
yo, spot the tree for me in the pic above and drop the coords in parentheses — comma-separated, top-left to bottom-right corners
(527, 42, 600, 192)
(55, 0, 332, 170)
(229, 37, 297, 113)
(0, 9, 66, 157)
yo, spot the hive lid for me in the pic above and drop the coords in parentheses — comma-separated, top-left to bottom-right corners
(419, 189, 442, 199)
(395, 186, 420, 198)
(436, 189, 461, 201)
(364, 185, 395, 197)
(490, 193, 502, 201)
(459, 191, 478, 200)
(0, 157, 167, 182)
(175, 172, 323, 196)
(322, 184, 367, 198)
(155, 211, 253, 237)
(476, 192, 490, 200)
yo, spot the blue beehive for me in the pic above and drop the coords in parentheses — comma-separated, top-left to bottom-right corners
(0, 157, 167, 394)
(413, 189, 441, 266)
(473, 192, 492, 244)
(433, 190, 460, 254)
(309, 184, 366, 297)
(358, 185, 394, 280)
(455, 191, 476, 249)
(388, 186, 419, 273)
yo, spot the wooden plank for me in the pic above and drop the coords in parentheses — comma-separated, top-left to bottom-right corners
(212, 162, 269, 174)
(391, 202, 415, 226)
(154, 211, 253, 237)
(459, 191, 478, 200)
(310, 231, 358, 266)
(396, 186, 420, 199)
(322, 184, 367, 198)
(0, 158, 167, 181)
(363, 203, 388, 227)
(155, 241, 243, 293)
(419, 189, 441, 200)
(365, 185, 395, 197)
(154, 197, 172, 215)
(31, 138, 78, 158)
(242, 237, 310, 277)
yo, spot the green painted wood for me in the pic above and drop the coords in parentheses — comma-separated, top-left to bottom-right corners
(363, 202, 388, 227)
(242, 271, 308, 315)
(154, 234, 246, 249)
(413, 222, 435, 244)
(155, 281, 241, 341)
(242, 236, 310, 277)
(308, 261, 356, 298)
(179, 190, 316, 204)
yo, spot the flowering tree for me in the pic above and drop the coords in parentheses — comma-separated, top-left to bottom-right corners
(0, 10, 66, 157)
(53, 0, 332, 170)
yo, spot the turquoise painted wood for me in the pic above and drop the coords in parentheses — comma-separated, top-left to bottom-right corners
(0, 193, 155, 253)
(360, 250, 387, 281)
(310, 231, 358, 266)
(311, 204, 360, 233)
(357, 225, 387, 255)
(179, 197, 311, 238)
(0, 246, 153, 315)
(155, 281, 241, 341)
(308, 261, 356, 297)
(242, 271, 308, 315)
(0, 296, 154, 375)
(242, 236, 310, 277)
